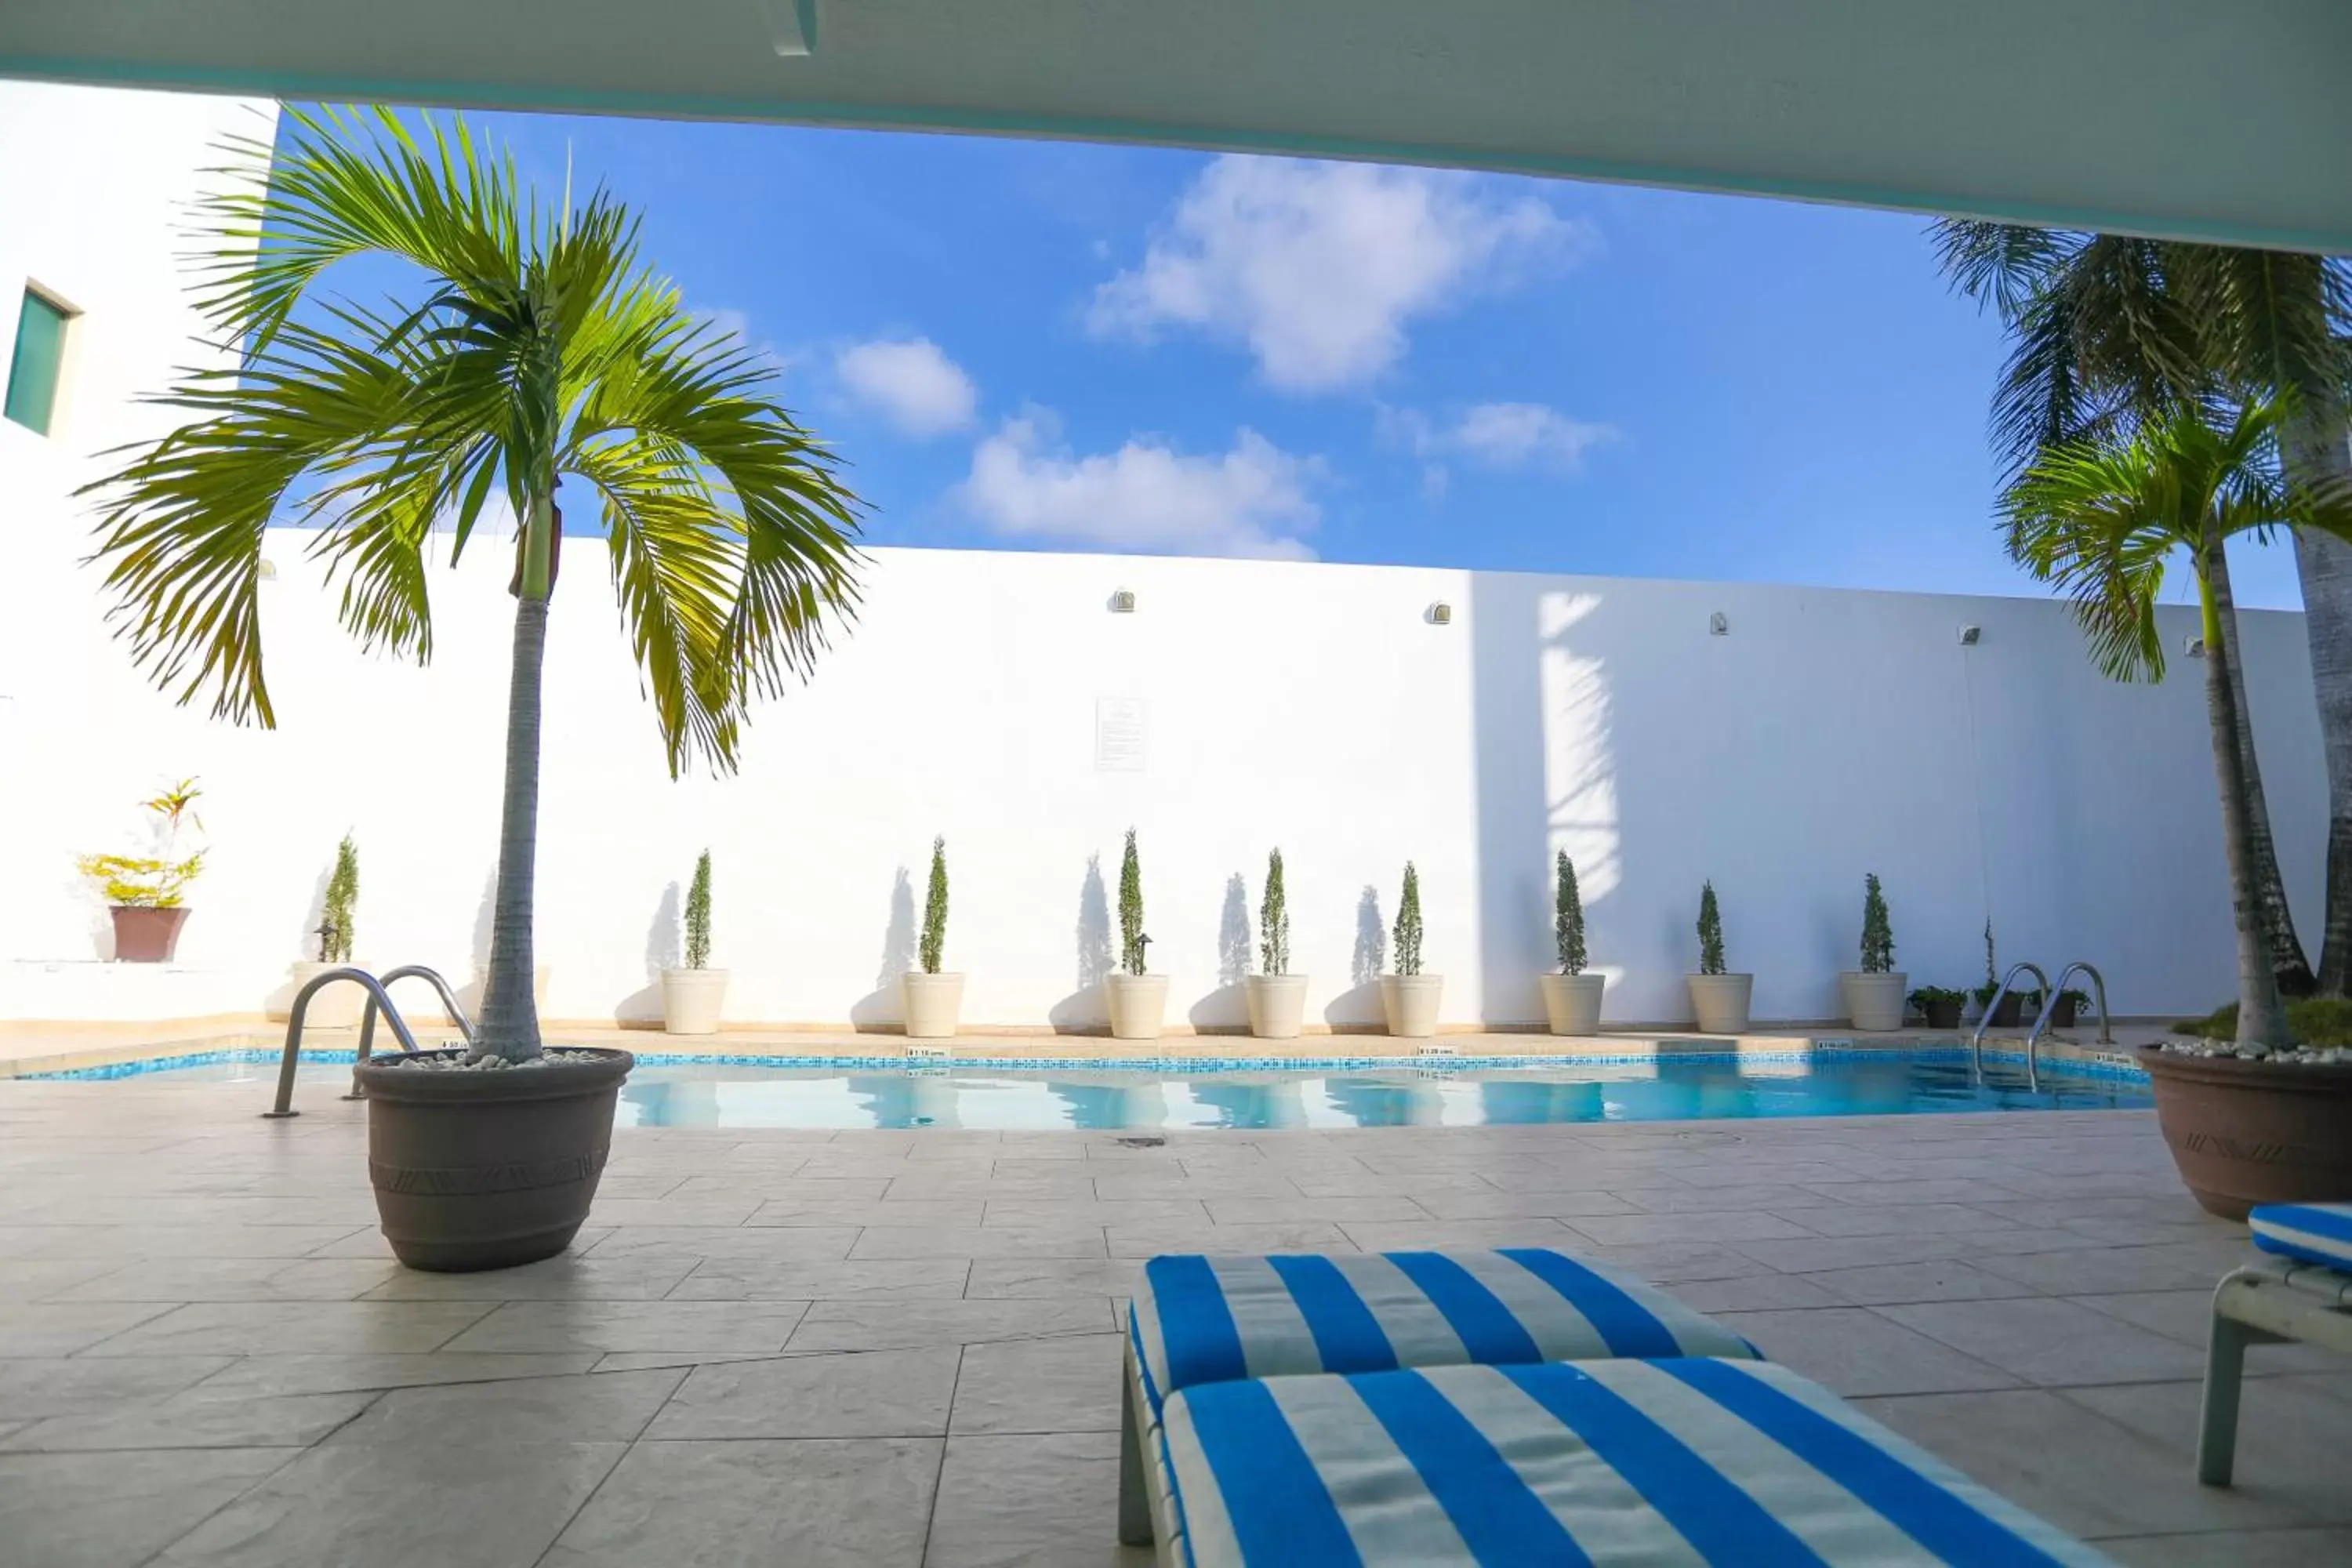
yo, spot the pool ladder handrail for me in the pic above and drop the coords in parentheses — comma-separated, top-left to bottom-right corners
(261, 964, 474, 1119)
(1969, 960, 2113, 1093)
(1969, 961, 2049, 1089)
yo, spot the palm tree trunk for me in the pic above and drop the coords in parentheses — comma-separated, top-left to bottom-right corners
(2284, 411, 2352, 995)
(2199, 550, 2294, 1050)
(2204, 545, 2316, 995)
(474, 496, 555, 1062)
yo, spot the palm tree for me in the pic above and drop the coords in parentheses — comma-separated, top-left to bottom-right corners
(1935, 223, 2352, 993)
(2004, 400, 2352, 1048)
(81, 107, 863, 1062)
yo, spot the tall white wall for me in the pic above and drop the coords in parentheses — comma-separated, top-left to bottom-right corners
(0, 83, 2329, 1033)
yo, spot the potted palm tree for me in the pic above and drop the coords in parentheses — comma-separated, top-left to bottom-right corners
(662, 851, 728, 1036)
(1686, 880, 1752, 1033)
(2004, 398, 2352, 1216)
(77, 779, 205, 962)
(1842, 873, 1907, 1031)
(902, 837, 964, 1039)
(82, 107, 862, 1269)
(1540, 850, 1603, 1035)
(1381, 862, 1443, 1038)
(1105, 829, 1167, 1040)
(288, 833, 363, 1027)
(1243, 848, 1306, 1040)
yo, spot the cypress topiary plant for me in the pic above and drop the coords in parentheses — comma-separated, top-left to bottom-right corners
(1697, 881, 1726, 975)
(1555, 850, 1585, 975)
(320, 833, 359, 963)
(1259, 848, 1290, 977)
(1860, 873, 1894, 975)
(1118, 828, 1149, 976)
(684, 849, 712, 971)
(1392, 862, 1425, 977)
(920, 837, 949, 975)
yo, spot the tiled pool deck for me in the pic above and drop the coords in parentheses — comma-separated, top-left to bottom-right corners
(0, 1077, 2346, 1565)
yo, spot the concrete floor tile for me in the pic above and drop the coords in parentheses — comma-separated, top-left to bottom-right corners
(1566, 1210, 1822, 1245)
(1106, 1219, 1353, 1257)
(441, 1299, 811, 1355)
(1337, 1218, 1573, 1251)
(925, 1432, 1152, 1568)
(362, 1252, 700, 1301)
(1604, 1184, 1832, 1215)
(541, 1437, 938, 1567)
(666, 1257, 971, 1301)
(0, 1446, 296, 1567)
(951, 1334, 1123, 1434)
(331, 1367, 686, 1445)
(47, 1256, 405, 1303)
(964, 1258, 1144, 1300)
(1805, 1259, 2042, 1306)
(1969, 1244, 2235, 1295)
(1774, 1203, 2030, 1238)
(25, 1223, 366, 1259)
(1712, 1308, 2020, 1396)
(580, 1225, 858, 1261)
(1663, 1271, 1846, 1312)
(2067, 1290, 2351, 1374)
(82, 1299, 493, 1356)
(648, 1346, 958, 1439)
(1878, 1296, 2209, 1386)
(851, 1225, 1108, 1261)
(789, 1298, 1112, 1354)
(2103, 1529, 2352, 1566)
(748, 1198, 985, 1227)
(0, 1355, 234, 1421)
(187, 1352, 604, 1399)
(2060, 1380, 2352, 1524)
(2, 1388, 376, 1452)
(0, 1298, 176, 1355)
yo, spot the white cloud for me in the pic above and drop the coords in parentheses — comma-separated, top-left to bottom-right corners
(956, 413, 1319, 561)
(1385, 401, 1617, 471)
(1088, 156, 1591, 393)
(834, 337, 978, 437)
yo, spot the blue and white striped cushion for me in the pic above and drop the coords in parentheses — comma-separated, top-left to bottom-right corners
(1129, 1249, 1759, 1420)
(2249, 1202, 2352, 1272)
(1159, 1358, 2113, 1566)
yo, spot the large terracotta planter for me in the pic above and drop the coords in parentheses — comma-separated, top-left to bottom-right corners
(1541, 972, 1606, 1036)
(110, 906, 188, 963)
(1105, 973, 1169, 1040)
(354, 1047, 633, 1272)
(1842, 971, 1908, 1033)
(1244, 974, 1308, 1040)
(1686, 973, 1753, 1034)
(902, 971, 965, 1040)
(2136, 1046, 2352, 1220)
(661, 967, 729, 1036)
(1380, 974, 1444, 1039)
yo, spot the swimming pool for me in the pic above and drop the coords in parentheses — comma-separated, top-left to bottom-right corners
(54, 1050, 2153, 1130)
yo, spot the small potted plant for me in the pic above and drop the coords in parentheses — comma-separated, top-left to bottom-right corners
(1970, 920, 2024, 1027)
(78, 778, 205, 962)
(1908, 985, 1967, 1031)
(1244, 848, 1307, 1040)
(661, 850, 728, 1036)
(1540, 851, 1603, 1036)
(2049, 987, 2092, 1029)
(1381, 861, 1444, 1038)
(1105, 829, 1167, 1040)
(1686, 880, 1753, 1033)
(1841, 873, 1907, 1031)
(902, 837, 964, 1039)
(289, 833, 364, 1027)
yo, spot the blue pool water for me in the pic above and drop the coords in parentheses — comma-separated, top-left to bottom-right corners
(57, 1051, 2152, 1130)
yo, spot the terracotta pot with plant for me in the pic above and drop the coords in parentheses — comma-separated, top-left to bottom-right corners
(1908, 986, 1967, 1031)
(82, 110, 864, 1270)
(1540, 851, 1603, 1036)
(662, 851, 728, 1036)
(902, 837, 964, 1039)
(286, 833, 364, 1027)
(1686, 880, 1753, 1034)
(1841, 873, 1907, 1031)
(1105, 829, 1167, 1040)
(1380, 862, 1443, 1039)
(1243, 848, 1306, 1040)
(78, 778, 205, 962)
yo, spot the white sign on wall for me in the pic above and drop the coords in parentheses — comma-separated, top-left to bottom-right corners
(1094, 697, 1146, 772)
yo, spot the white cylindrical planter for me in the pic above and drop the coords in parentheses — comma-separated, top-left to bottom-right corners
(1686, 974, 1754, 1035)
(1540, 972, 1606, 1036)
(1843, 971, 1909, 1033)
(285, 960, 365, 1029)
(902, 971, 966, 1040)
(1105, 973, 1170, 1040)
(661, 967, 730, 1036)
(1381, 975, 1445, 1040)
(1244, 974, 1309, 1040)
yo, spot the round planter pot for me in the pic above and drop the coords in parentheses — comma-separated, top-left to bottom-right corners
(1974, 993, 2024, 1029)
(110, 906, 188, 963)
(1380, 974, 1445, 1039)
(1540, 972, 1606, 1036)
(353, 1046, 634, 1272)
(660, 967, 729, 1036)
(1105, 974, 1170, 1040)
(2136, 1046, 2352, 1220)
(902, 971, 966, 1040)
(1244, 974, 1308, 1040)
(2049, 997, 2081, 1029)
(1842, 971, 1908, 1033)
(1919, 997, 1965, 1031)
(1687, 973, 1754, 1035)
(285, 960, 365, 1029)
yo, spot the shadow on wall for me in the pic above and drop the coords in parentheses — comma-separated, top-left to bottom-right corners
(454, 869, 498, 1019)
(851, 867, 918, 1033)
(1324, 884, 1386, 1033)
(613, 880, 679, 1026)
(1188, 871, 1251, 1033)
(1051, 854, 1113, 1033)
(260, 855, 343, 1018)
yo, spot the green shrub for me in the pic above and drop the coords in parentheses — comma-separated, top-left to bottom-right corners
(1859, 873, 1893, 975)
(320, 834, 358, 963)
(1908, 985, 1967, 1011)
(920, 837, 948, 975)
(1118, 829, 1149, 976)
(1392, 862, 1424, 977)
(1258, 848, 1290, 977)
(2173, 997, 2352, 1047)
(1555, 851, 1586, 976)
(1697, 881, 1726, 976)
(684, 849, 712, 970)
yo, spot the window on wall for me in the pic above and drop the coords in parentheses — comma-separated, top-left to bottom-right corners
(4, 288, 74, 437)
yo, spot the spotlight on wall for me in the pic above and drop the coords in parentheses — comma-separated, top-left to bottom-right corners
(1427, 602, 1453, 626)
(258, 560, 278, 582)
(2185, 634, 2207, 658)
(1957, 624, 1980, 646)
(1109, 589, 1136, 614)
(1708, 611, 1730, 637)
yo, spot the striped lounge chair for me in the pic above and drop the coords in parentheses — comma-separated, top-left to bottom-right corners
(2199, 1200, 2352, 1486)
(1120, 1248, 1763, 1547)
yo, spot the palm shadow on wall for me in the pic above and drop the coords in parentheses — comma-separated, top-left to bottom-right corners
(851, 867, 918, 1032)
(1188, 872, 1252, 1033)
(260, 855, 345, 1018)
(1323, 884, 1388, 1033)
(1051, 854, 1114, 1033)
(614, 880, 680, 1026)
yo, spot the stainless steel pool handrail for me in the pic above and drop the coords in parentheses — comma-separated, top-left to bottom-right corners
(263, 967, 421, 1119)
(1970, 961, 2051, 1089)
(343, 964, 474, 1098)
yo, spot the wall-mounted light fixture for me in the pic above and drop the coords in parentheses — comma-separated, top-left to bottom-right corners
(1109, 589, 1136, 614)
(1957, 624, 1980, 646)
(1708, 612, 1730, 637)
(1427, 602, 1453, 625)
(761, 0, 818, 56)
(258, 559, 278, 582)
(2185, 634, 2207, 658)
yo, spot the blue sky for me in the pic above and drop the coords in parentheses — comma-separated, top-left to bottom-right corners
(296, 109, 2306, 611)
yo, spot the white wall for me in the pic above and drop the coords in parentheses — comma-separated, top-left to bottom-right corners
(0, 83, 2330, 1033)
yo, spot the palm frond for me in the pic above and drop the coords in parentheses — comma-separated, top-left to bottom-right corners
(1930, 219, 2078, 323)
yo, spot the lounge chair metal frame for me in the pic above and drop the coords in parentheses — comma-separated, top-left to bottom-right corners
(2198, 1254, 2352, 1486)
